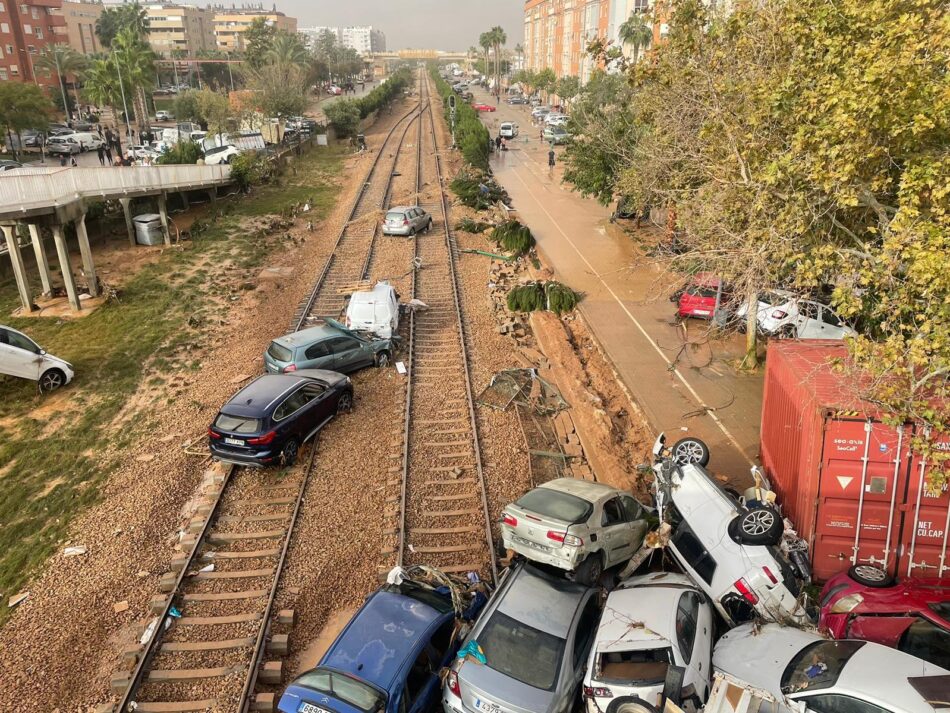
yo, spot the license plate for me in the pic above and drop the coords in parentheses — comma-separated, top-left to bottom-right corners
(513, 535, 550, 553)
(693, 309, 711, 316)
(224, 437, 245, 446)
(475, 698, 503, 713)
(299, 704, 331, 713)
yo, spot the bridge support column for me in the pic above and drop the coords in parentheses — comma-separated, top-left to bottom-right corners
(2, 225, 35, 313)
(180, 191, 190, 210)
(75, 214, 100, 298)
(28, 224, 53, 296)
(119, 197, 136, 247)
(51, 224, 81, 312)
(207, 187, 217, 205)
(157, 192, 171, 246)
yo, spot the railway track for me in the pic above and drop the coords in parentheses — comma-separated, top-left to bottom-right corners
(291, 77, 427, 331)
(110, 80, 434, 713)
(392, 73, 498, 584)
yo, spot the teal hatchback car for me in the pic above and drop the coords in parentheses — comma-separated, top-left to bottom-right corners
(264, 321, 394, 375)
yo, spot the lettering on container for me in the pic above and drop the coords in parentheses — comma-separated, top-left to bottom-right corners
(828, 519, 852, 529)
(832, 438, 863, 453)
(917, 521, 946, 539)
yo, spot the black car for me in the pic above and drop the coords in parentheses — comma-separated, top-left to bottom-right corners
(208, 369, 353, 467)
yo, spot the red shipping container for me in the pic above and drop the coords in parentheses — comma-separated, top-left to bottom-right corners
(760, 340, 949, 583)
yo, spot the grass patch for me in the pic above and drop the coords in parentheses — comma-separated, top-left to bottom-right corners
(0, 145, 344, 623)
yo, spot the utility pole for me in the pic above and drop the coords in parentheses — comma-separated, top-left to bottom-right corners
(113, 48, 131, 152)
(226, 52, 234, 92)
(52, 50, 70, 121)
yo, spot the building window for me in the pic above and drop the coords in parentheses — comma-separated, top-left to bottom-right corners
(0, 23, 8, 33)
(34, 27, 41, 38)
(0, 67, 6, 80)
(19, 3, 26, 13)
(10, 63, 18, 74)
(5, 44, 12, 54)
(30, 6, 37, 18)
(0, 2, 5, 11)
(24, 23, 31, 34)
(27, 44, 34, 52)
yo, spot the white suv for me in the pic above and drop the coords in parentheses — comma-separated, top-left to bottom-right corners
(737, 290, 855, 340)
(203, 144, 240, 165)
(650, 435, 812, 626)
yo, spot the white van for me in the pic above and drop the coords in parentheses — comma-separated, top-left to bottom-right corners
(0, 325, 74, 392)
(345, 282, 400, 339)
(70, 132, 104, 151)
(499, 121, 519, 138)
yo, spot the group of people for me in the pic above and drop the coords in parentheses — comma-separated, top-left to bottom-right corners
(56, 124, 160, 168)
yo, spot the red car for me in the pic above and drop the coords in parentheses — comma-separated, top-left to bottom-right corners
(472, 103, 496, 112)
(677, 273, 726, 319)
(819, 569, 950, 669)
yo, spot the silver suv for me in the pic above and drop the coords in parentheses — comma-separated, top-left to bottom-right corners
(500, 478, 651, 585)
(382, 205, 432, 236)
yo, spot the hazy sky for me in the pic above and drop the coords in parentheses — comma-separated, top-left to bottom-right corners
(271, 0, 523, 51)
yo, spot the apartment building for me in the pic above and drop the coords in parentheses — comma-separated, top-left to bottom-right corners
(60, 0, 102, 55)
(0, 0, 67, 84)
(212, 5, 296, 52)
(144, 3, 215, 57)
(523, 0, 612, 83)
(300, 25, 385, 56)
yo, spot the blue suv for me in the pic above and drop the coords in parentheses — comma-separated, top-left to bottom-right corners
(279, 582, 467, 713)
(208, 369, 352, 467)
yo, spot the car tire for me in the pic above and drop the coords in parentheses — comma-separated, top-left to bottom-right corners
(426, 218, 432, 233)
(336, 389, 353, 414)
(670, 437, 710, 467)
(375, 351, 391, 368)
(38, 368, 66, 393)
(281, 438, 299, 467)
(847, 564, 895, 588)
(573, 553, 603, 586)
(409, 227, 416, 237)
(606, 697, 658, 713)
(731, 507, 783, 546)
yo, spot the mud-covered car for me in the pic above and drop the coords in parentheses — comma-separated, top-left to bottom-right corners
(500, 478, 651, 585)
(649, 434, 813, 626)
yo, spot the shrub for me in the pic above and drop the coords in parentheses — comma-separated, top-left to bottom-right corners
(506, 280, 580, 315)
(491, 220, 535, 256)
(156, 141, 202, 165)
(450, 166, 508, 210)
(429, 68, 490, 170)
(228, 151, 273, 191)
(324, 99, 361, 138)
(456, 217, 492, 233)
(356, 67, 411, 118)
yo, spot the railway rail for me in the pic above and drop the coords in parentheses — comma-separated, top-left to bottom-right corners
(392, 73, 498, 584)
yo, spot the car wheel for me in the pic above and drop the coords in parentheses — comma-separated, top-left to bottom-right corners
(606, 697, 658, 713)
(336, 390, 353, 414)
(670, 437, 710, 467)
(573, 553, 603, 586)
(375, 351, 391, 368)
(425, 218, 432, 233)
(409, 227, 416, 237)
(732, 507, 783, 546)
(848, 564, 895, 588)
(38, 368, 66, 393)
(281, 438, 299, 467)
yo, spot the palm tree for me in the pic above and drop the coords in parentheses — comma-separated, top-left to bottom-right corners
(489, 26, 507, 98)
(112, 27, 156, 133)
(514, 43, 524, 72)
(82, 57, 122, 125)
(479, 32, 491, 80)
(468, 45, 479, 72)
(34, 44, 87, 121)
(264, 32, 310, 69)
(618, 12, 652, 63)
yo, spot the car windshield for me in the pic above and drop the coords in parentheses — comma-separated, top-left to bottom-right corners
(267, 341, 293, 362)
(480, 611, 565, 691)
(686, 285, 719, 298)
(761, 291, 789, 306)
(294, 667, 386, 713)
(780, 640, 865, 694)
(515, 488, 592, 524)
(214, 413, 262, 434)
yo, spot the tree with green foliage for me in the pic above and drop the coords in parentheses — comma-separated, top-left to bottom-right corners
(34, 44, 87, 121)
(111, 27, 156, 132)
(265, 31, 310, 69)
(554, 75, 580, 106)
(95, 1, 149, 48)
(324, 99, 361, 138)
(242, 16, 278, 70)
(489, 25, 507, 95)
(173, 89, 231, 134)
(618, 11, 652, 63)
(535, 67, 556, 97)
(0, 83, 51, 159)
(82, 57, 123, 124)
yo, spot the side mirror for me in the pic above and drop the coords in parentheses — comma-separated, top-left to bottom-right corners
(40, 349, 46, 356)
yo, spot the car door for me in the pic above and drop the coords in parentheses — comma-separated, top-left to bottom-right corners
(302, 338, 334, 370)
(674, 590, 712, 700)
(0, 328, 43, 379)
(326, 336, 366, 373)
(403, 644, 441, 713)
(560, 594, 600, 713)
(620, 494, 650, 551)
(796, 301, 825, 338)
(299, 382, 333, 434)
(599, 496, 635, 566)
(818, 305, 850, 339)
(272, 386, 311, 440)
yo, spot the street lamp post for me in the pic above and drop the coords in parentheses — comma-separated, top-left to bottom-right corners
(113, 48, 132, 153)
(226, 52, 234, 92)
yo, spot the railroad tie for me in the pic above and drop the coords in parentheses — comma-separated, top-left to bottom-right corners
(126, 701, 218, 713)
(146, 665, 245, 682)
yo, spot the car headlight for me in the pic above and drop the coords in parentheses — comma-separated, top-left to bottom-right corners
(829, 593, 864, 614)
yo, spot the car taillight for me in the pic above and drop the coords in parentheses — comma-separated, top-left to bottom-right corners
(447, 670, 460, 697)
(207, 427, 221, 439)
(283, 364, 297, 373)
(403, 219, 409, 225)
(502, 513, 517, 527)
(547, 531, 583, 546)
(771, 309, 787, 319)
(734, 578, 759, 604)
(247, 431, 276, 445)
(762, 566, 779, 585)
(584, 686, 612, 698)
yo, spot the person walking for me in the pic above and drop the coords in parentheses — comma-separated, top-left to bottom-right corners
(104, 145, 113, 165)
(70, 156, 78, 167)
(495, 135, 502, 151)
(548, 148, 556, 174)
(97, 145, 105, 165)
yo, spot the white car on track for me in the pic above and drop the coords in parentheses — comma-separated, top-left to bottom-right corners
(583, 572, 714, 713)
(736, 290, 855, 340)
(713, 623, 948, 713)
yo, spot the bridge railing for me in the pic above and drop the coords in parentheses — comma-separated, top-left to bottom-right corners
(0, 164, 232, 214)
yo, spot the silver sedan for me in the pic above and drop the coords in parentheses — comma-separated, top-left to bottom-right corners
(382, 205, 433, 236)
